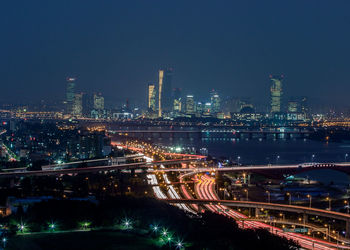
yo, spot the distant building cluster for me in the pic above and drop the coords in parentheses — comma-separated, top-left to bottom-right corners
(145, 70, 309, 124)
(0, 70, 315, 125)
(64, 77, 138, 120)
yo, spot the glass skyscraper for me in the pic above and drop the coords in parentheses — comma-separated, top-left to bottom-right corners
(66, 77, 76, 115)
(270, 75, 283, 113)
(158, 68, 173, 117)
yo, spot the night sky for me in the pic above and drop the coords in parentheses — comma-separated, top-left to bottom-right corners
(1, 1, 349, 108)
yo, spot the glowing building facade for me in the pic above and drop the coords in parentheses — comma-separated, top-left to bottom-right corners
(66, 77, 76, 115)
(148, 84, 156, 111)
(270, 75, 283, 113)
(185, 95, 195, 115)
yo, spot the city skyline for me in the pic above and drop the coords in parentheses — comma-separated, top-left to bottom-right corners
(0, 1, 350, 108)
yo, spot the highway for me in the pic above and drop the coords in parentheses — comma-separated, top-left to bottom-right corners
(0, 158, 201, 178)
(150, 162, 350, 173)
(165, 198, 350, 223)
(192, 174, 348, 250)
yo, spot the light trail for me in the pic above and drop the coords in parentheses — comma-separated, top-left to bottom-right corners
(195, 174, 347, 250)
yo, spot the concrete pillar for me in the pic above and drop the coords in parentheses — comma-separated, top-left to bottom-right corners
(303, 213, 308, 224)
(255, 208, 261, 218)
(346, 220, 350, 238)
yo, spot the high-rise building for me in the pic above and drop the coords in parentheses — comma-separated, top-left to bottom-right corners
(287, 100, 298, 113)
(196, 102, 203, 116)
(270, 75, 283, 113)
(66, 77, 76, 115)
(93, 93, 104, 110)
(212, 96, 221, 113)
(300, 96, 308, 115)
(158, 68, 173, 117)
(173, 98, 182, 113)
(185, 95, 195, 115)
(148, 84, 156, 111)
(204, 102, 212, 114)
(73, 93, 83, 117)
(172, 88, 182, 113)
(82, 93, 94, 117)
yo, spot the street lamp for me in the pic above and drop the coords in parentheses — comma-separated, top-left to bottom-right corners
(346, 154, 349, 162)
(266, 190, 271, 203)
(276, 155, 280, 165)
(307, 194, 312, 208)
(2, 238, 6, 248)
(244, 189, 248, 200)
(237, 156, 241, 165)
(345, 200, 349, 214)
(326, 197, 331, 210)
(311, 154, 315, 163)
(286, 192, 292, 205)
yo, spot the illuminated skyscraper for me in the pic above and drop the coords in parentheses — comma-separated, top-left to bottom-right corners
(172, 88, 182, 113)
(158, 68, 173, 117)
(148, 84, 156, 111)
(209, 89, 221, 114)
(173, 98, 182, 113)
(185, 95, 195, 115)
(73, 93, 83, 117)
(93, 93, 104, 110)
(66, 77, 76, 114)
(287, 100, 298, 113)
(196, 102, 203, 116)
(270, 75, 283, 113)
(300, 96, 308, 115)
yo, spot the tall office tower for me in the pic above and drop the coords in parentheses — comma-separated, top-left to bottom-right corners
(300, 96, 308, 115)
(148, 84, 156, 111)
(82, 93, 94, 117)
(173, 98, 182, 113)
(73, 93, 83, 117)
(211, 94, 221, 113)
(93, 93, 104, 110)
(66, 77, 76, 114)
(287, 100, 299, 113)
(270, 75, 283, 113)
(204, 102, 212, 114)
(185, 95, 195, 115)
(172, 87, 182, 112)
(196, 102, 203, 115)
(158, 68, 173, 117)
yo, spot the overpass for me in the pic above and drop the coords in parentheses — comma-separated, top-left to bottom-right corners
(150, 162, 350, 176)
(0, 158, 201, 178)
(165, 199, 350, 236)
(109, 128, 311, 139)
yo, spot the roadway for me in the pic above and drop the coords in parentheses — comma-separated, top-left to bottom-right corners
(0, 158, 201, 178)
(191, 174, 348, 250)
(150, 162, 350, 173)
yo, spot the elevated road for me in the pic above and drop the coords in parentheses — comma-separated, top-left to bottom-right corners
(150, 162, 350, 175)
(0, 158, 201, 178)
(165, 199, 350, 223)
